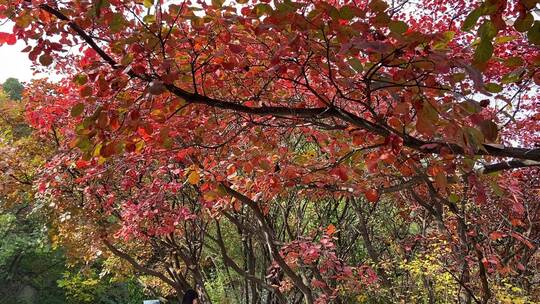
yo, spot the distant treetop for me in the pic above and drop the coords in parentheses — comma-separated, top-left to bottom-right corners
(2, 78, 24, 101)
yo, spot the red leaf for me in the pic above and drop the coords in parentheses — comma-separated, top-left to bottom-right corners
(365, 189, 379, 202)
(0, 32, 16, 45)
(489, 231, 505, 241)
(75, 159, 90, 169)
(326, 224, 336, 235)
(229, 44, 243, 54)
(509, 232, 535, 249)
(331, 166, 348, 182)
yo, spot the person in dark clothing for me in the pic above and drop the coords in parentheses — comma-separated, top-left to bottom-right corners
(182, 289, 199, 304)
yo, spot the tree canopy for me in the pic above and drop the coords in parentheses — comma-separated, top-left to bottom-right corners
(0, 0, 539, 303)
(2, 77, 24, 100)
(0, 88, 152, 304)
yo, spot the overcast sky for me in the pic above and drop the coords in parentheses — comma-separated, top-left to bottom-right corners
(0, 22, 34, 83)
(0, 43, 34, 83)
(0, 22, 61, 84)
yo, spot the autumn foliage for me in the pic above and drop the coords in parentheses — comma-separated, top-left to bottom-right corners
(1, 0, 539, 303)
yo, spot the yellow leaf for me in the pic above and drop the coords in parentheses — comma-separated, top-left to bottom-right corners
(187, 169, 200, 185)
(203, 191, 219, 201)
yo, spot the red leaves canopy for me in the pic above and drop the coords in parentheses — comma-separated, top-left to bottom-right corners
(1, 0, 539, 302)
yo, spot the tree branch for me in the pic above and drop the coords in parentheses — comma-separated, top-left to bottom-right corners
(479, 159, 540, 174)
(102, 239, 180, 290)
(222, 184, 314, 304)
(37, 3, 540, 164)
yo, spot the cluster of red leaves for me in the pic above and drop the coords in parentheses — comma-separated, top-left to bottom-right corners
(1, 0, 539, 302)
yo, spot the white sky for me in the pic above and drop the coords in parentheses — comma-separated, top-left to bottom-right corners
(0, 22, 34, 83)
(0, 22, 61, 84)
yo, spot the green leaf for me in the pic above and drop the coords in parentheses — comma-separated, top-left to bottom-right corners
(93, 143, 102, 157)
(307, 8, 321, 20)
(527, 21, 540, 45)
(514, 13, 533, 32)
(254, 3, 272, 17)
(348, 58, 363, 72)
(373, 12, 390, 25)
(474, 39, 493, 63)
(328, 6, 340, 20)
(339, 6, 355, 20)
(276, 2, 296, 14)
(93, 0, 108, 18)
(73, 74, 88, 85)
(120, 54, 133, 66)
(408, 222, 421, 234)
(494, 35, 517, 44)
(434, 31, 455, 49)
(478, 20, 497, 39)
(110, 13, 125, 33)
(464, 127, 485, 152)
(106, 215, 119, 223)
(480, 1, 499, 15)
(504, 57, 523, 67)
(143, 0, 153, 8)
(462, 100, 482, 114)
(501, 68, 524, 84)
(448, 193, 460, 203)
(71, 103, 85, 117)
(441, 30, 456, 42)
(389, 20, 408, 34)
(489, 180, 504, 196)
(452, 73, 466, 82)
(462, 8, 482, 31)
(143, 14, 155, 23)
(76, 137, 93, 151)
(485, 83, 502, 93)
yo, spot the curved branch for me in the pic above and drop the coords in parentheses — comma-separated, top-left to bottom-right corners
(102, 239, 180, 290)
(37, 4, 540, 164)
(479, 160, 540, 174)
(222, 185, 314, 304)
